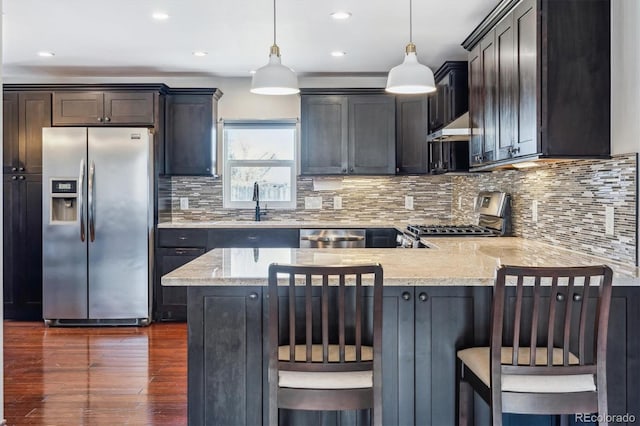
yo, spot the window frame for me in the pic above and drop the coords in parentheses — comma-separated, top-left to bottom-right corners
(222, 120, 297, 209)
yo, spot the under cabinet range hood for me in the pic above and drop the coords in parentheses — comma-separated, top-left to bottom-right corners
(427, 112, 471, 142)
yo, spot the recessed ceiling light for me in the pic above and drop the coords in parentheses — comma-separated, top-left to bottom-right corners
(331, 51, 347, 57)
(330, 11, 352, 20)
(192, 51, 208, 57)
(152, 11, 170, 20)
(37, 51, 55, 57)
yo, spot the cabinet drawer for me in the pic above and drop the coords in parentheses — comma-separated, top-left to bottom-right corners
(157, 229, 208, 248)
(208, 229, 299, 248)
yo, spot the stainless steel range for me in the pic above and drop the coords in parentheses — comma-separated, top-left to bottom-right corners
(398, 191, 511, 247)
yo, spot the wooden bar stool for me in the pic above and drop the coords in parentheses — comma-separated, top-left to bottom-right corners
(268, 263, 383, 426)
(457, 265, 613, 426)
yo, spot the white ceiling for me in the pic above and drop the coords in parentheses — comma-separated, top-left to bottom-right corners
(2, 0, 497, 80)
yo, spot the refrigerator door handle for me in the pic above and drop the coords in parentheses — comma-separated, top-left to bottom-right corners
(88, 161, 96, 242)
(79, 159, 86, 242)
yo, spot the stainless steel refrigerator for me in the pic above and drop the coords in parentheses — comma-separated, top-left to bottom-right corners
(42, 127, 153, 326)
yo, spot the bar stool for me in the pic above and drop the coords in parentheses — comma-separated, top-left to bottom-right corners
(457, 265, 613, 426)
(268, 263, 383, 426)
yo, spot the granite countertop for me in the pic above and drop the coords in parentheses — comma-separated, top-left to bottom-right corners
(157, 221, 402, 229)
(161, 237, 640, 287)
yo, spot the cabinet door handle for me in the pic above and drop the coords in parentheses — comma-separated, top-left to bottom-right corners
(18, 167, 25, 171)
(556, 293, 565, 302)
(104, 117, 111, 122)
(18, 176, 25, 180)
(11, 176, 17, 180)
(401, 291, 411, 301)
(349, 167, 354, 173)
(418, 292, 428, 302)
(11, 167, 17, 172)
(178, 236, 188, 240)
(572, 293, 582, 302)
(97, 117, 103, 122)
(247, 236, 258, 240)
(175, 250, 188, 255)
(342, 168, 347, 173)
(249, 292, 259, 300)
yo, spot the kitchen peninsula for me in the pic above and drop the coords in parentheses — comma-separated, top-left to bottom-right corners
(163, 238, 640, 426)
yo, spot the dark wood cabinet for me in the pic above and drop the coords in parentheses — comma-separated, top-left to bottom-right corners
(156, 247, 205, 321)
(3, 174, 43, 320)
(155, 228, 208, 321)
(52, 91, 155, 126)
(396, 95, 429, 174)
(365, 228, 399, 248)
(3, 92, 52, 174)
(464, 0, 610, 170)
(208, 228, 300, 248)
(165, 89, 221, 176)
(428, 61, 469, 134)
(186, 283, 638, 425)
(300, 89, 396, 175)
(188, 286, 263, 426)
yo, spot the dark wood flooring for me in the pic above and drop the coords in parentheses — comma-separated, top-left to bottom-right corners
(3, 321, 187, 425)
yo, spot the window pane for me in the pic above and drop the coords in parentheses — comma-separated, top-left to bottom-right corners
(226, 128, 295, 160)
(229, 166, 292, 202)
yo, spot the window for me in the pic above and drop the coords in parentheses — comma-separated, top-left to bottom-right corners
(223, 121, 297, 209)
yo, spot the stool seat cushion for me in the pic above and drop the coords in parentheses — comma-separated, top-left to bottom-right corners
(278, 344, 373, 362)
(457, 347, 596, 393)
(278, 370, 373, 389)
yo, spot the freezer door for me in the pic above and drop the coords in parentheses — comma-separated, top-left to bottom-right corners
(87, 128, 150, 319)
(42, 127, 89, 319)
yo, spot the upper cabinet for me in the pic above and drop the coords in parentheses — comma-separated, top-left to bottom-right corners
(3, 91, 52, 174)
(396, 95, 429, 174)
(463, 0, 611, 171)
(301, 89, 396, 175)
(53, 91, 156, 126)
(164, 88, 222, 176)
(428, 61, 468, 134)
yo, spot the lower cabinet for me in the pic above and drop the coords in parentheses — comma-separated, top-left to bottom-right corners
(187, 286, 263, 426)
(186, 284, 639, 425)
(155, 247, 205, 321)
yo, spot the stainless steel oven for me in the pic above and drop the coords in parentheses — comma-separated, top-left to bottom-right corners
(300, 229, 366, 248)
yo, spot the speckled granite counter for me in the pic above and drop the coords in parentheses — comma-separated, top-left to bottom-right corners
(162, 237, 640, 287)
(157, 220, 402, 229)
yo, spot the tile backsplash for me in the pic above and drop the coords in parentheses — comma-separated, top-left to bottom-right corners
(162, 154, 637, 265)
(452, 154, 637, 264)
(165, 175, 455, 224)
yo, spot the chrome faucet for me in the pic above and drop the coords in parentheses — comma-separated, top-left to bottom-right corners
(252, 182, 267, 221)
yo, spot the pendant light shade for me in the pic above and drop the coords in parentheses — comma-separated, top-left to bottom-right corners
(386, 1, 436, 94)
(250, 0, 299, 95)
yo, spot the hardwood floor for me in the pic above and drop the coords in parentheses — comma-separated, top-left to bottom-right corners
(3, 321, 187, 425)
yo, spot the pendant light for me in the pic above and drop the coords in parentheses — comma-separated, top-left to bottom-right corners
(385, 0, 436, 94)
(250, 0, 299, 95)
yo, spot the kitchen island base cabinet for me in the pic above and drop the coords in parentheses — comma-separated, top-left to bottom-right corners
(187, 286, 263, 426)
(186, 286, 494, 426)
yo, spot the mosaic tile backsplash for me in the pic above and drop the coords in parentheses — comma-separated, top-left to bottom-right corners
(164, 154, 637, 265)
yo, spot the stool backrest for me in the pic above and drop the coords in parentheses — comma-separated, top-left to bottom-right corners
(491, 265, 613, 380)
(268, 263, 383, 373)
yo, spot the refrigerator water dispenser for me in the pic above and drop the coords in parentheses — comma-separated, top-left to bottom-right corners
(50, 179, 78, 223)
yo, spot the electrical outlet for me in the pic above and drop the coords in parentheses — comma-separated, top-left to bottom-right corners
(333, 196, 342, 210)
(304, 196, 323, 209)
(179, 197, 189, 210)
(532, 200, 538, 223)
(605, 206, 614, 235)
(404, 195, 414, 210)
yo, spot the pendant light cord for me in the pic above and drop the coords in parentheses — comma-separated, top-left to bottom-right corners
(409, 0, 413, 43)
(273, 0, 277, 45)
